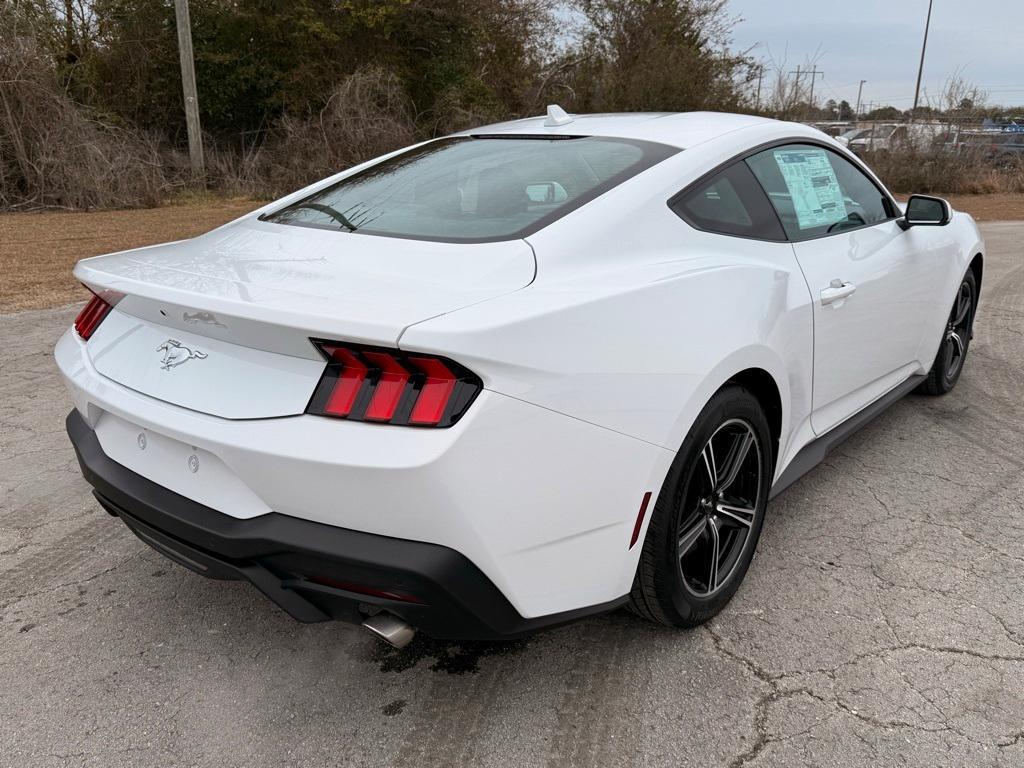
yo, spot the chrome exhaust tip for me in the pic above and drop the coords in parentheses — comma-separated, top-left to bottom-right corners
(362, 613, 416, 649)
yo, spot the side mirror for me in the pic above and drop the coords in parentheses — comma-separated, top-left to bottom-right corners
(898, 194, 951, 230)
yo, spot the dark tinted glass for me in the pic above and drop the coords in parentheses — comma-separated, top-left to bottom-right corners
(671, 161, 786, 241)
(262, 136, 678, 243)
(746, 144, 893, 240)
(906, 196, 946, 223)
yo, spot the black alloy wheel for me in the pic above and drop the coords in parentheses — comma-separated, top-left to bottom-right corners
(629, 385, 772, 628)
(919, 270, 977, 395)
(677, 418, 762, 597)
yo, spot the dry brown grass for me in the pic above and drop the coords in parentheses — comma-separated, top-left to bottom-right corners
(864, 146, 1024, 197)
(2, 193, 1021, 314)
(940, 194, 1024, 221)
(892, 193, 1024, 221)
(0, 198, 263, 312)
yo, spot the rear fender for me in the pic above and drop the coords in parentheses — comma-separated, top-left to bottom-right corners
(401, 253, 814, 472)
(665, 345, 793, 476)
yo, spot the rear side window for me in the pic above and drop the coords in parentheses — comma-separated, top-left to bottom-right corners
(670, 161, 786, 241)
(262, 136, 678, 243)
(746, 144, 894, 240)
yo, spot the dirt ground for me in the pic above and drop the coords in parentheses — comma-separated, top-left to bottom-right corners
(1, 193, 1022, 313)
(0, 199, 263, 312)
(927, 193, 1024, 222)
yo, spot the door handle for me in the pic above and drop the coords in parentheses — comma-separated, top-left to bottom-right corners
(821, 279, 856, 306)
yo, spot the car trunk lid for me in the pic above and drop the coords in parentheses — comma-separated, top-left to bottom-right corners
(74, 218, 534, 419)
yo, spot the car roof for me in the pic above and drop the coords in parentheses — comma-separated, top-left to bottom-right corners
(458, 111, 782, 150)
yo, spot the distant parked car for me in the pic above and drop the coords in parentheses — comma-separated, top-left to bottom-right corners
(849, 123, 949, 155)
(835, 126, 874, 147)
(984, 134, 1024, 168)
(848, 124, 912, 154)
(811, 122, 854, 138)
(942, 131, 1024, 164)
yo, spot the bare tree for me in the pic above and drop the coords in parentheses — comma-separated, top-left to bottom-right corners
(760, 47, 825, 120)
(939, 70, 987, 116)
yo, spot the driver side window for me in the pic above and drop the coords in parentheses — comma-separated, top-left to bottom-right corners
(746, 144, 894, 240)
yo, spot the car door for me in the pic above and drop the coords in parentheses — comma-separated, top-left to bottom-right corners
(747, 143, 936, 435)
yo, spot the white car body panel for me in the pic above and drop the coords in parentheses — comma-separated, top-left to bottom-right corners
(791, 220, 937, 433)
(74, 220, 537, 349)
(56, 328, 673, 617)
(56, 111, 985, 626)
(88, 309, 324, 418)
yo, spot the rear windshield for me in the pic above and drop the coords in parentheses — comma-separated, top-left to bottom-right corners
(261, 136, 679, 243)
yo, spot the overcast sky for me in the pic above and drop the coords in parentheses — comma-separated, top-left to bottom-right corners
(725, 0, 1024, 109)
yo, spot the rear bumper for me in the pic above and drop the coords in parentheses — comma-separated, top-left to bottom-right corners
(56, 325, 675, 620)
(67, 410, 625, 639)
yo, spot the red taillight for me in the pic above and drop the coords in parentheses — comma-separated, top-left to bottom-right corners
(323, 347, 367, 417)
(306, 340, 481, 428)
(73, 290, 121, 340)
(408, 356, 458, 425)
(361, 351, 411, 422)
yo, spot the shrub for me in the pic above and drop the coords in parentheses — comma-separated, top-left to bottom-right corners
(212, 66, 418, 199)
(0, 33, 172, 210)
(861, 147, 1024, 195)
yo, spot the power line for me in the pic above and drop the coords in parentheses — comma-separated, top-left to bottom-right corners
(790, 66, 825, 105)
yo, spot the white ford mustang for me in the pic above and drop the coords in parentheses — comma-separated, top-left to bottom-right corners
(57, 108, 983, 647)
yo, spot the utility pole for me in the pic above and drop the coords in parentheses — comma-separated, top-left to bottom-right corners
(855, 79, 866, 119)
(174, 0, 205, 180)
(790, 66, 823, 118)
(754, 64, 765, 112)
(788, 66, 803, 113)
(911, 0, 934, 120)
(805, 67, 824, 108)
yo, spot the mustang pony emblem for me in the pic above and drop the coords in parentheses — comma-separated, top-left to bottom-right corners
(157, 339, 208, 370)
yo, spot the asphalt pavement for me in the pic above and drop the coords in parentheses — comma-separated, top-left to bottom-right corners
(1, 222, 1022, 767)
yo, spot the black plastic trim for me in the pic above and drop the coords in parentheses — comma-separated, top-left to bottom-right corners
(769, 374, 926, 500)
(668, 159, 789, 242)
(66, 410, 626, 639)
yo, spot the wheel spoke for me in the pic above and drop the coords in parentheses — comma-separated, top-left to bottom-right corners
(679, 418, 764, 597)
(716, 502, 755, 528)
(715, 428, 754, 492)
(701, 442, 717, 488)
(950, 330, 965, 358)
(942, 337, 954, 372)
(678, 517, 707, 559)
(952, 287, 971, 326)
(707, 519, 720, 591)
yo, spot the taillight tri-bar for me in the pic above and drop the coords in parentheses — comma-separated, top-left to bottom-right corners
(74, 289, 122, 340)
(306, 340, 482, 428)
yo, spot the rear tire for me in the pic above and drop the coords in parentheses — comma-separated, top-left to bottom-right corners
(629, 385, 772, 628)
(918, 270, 977, 396)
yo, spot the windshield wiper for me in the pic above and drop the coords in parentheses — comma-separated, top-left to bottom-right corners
(288, 202, 358, 231)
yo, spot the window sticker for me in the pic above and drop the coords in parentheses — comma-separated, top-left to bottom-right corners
(773, 149, 847, 230)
